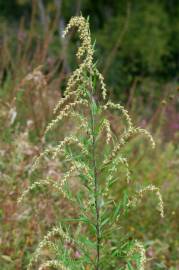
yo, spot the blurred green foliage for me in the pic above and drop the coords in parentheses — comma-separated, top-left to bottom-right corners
(0, 0, 179, 102)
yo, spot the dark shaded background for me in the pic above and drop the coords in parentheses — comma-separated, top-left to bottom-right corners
(0, 0, 179, 103)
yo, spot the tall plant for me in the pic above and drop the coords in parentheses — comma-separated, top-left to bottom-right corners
(18, 16, 164, 270)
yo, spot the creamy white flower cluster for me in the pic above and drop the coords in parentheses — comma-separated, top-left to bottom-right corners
(127, 240, 146, 270)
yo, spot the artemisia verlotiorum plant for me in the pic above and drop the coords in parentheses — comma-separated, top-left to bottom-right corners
(18, 16, 164, 270)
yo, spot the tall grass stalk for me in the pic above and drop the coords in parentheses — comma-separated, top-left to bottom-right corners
(18, 16, 164, 270)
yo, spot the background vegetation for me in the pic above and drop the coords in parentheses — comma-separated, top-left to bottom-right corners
(0, 1, 178, 270)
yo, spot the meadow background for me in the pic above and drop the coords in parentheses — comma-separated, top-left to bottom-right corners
(0, 1, 178, 269)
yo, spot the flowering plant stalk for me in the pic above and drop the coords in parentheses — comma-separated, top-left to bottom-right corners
(18, 16, 164, 270)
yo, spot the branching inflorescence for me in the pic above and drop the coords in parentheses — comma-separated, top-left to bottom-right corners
(18, 16, 164, 270)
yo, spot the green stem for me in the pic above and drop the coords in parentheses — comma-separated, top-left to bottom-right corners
(90, 96, 100, 270)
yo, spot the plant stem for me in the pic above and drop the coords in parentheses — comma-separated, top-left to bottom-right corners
(90, 96, 100, 270)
